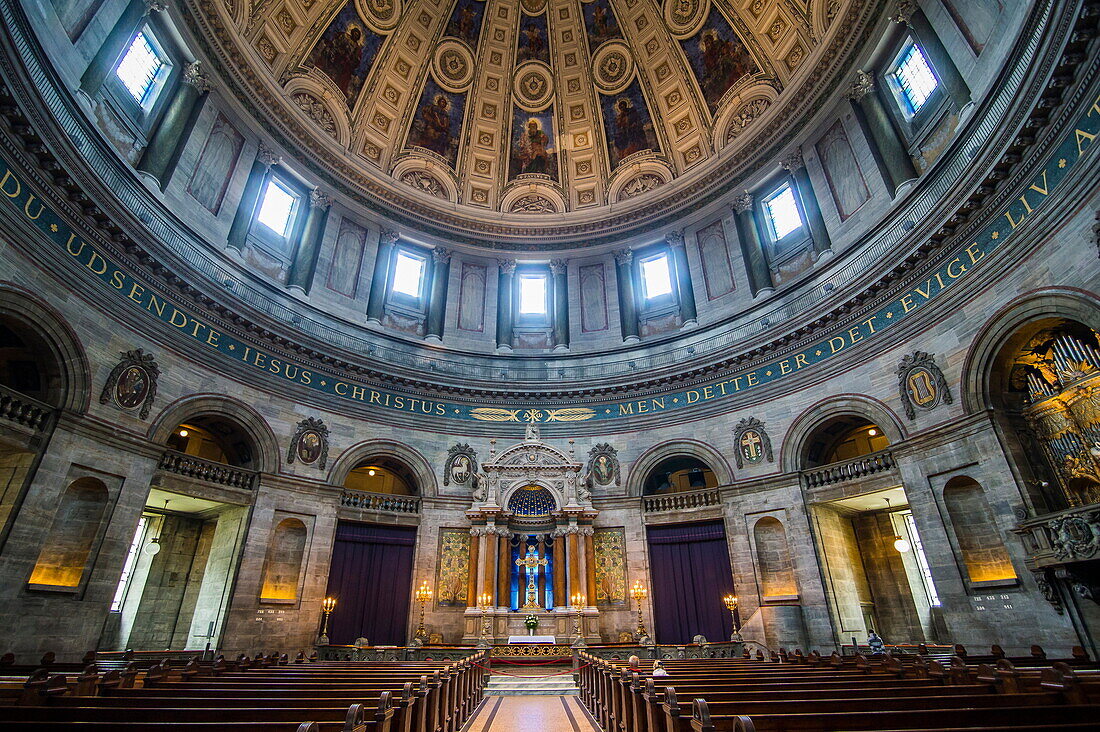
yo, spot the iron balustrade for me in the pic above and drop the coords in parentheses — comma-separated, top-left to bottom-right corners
(157, 449, 257, 490)
(339, 489, 421, 514)
(800, 448, 895, 488)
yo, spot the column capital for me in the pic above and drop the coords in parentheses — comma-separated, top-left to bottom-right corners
(846, 70, 875, 101)
(144, 0, 167, 15)
(432, 246, 452, 263)
(497, 259, 517, 275)
(732, 191, 753, 213)
(891, 0, 917, 25)
(181, 62, 212, 93)
(379, 229, 399, 246)
(310, 188, 331, 210)
(549, 259, 568, 275)
(780, 149, 804, 172)
(257, 142, 281, 168)
(614, 248, 633, 265)
(665, 230, 685, 248)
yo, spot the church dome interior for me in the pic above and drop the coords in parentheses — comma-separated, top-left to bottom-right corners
(0, 1, 1098, 728)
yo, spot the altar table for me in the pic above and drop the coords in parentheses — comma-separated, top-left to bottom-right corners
(507, 635, 556, 644)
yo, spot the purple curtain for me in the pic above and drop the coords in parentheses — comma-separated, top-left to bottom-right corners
(646, 520, 735, 644)
(325, 522, 417, 646)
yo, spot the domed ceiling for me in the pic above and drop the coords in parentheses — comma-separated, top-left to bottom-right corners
(195, 0, 873, 245)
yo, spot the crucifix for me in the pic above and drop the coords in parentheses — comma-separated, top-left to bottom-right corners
(516, 545, 548, 610)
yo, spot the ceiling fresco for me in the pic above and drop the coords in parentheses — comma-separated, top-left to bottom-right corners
(205, 0, 864, 239)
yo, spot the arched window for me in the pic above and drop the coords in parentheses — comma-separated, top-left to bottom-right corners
(28, 477, 109, 588)
(259, 517, 308, 602)
(943, 477, 1017, 584)
(753, 517, 798, 598)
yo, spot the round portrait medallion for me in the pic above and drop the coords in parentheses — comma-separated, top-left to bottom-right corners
(296, 430, 324, 464)
(114, 365, 150, 410)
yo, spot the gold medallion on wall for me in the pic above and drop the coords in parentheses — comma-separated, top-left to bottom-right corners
(512, 61, 554, 113)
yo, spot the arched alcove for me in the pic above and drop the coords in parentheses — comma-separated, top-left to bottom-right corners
(344, 457, 419, 496)
(782, 395, 905, 472)
(259, 517, 309, 602)
(149, 395, 280, 473)
(753, 516, 798, 599)
(942, 476, 1017, 585)
(328, 440, 437, 498)
(626, 440, 733, 496)
(28, 477, 109, 588)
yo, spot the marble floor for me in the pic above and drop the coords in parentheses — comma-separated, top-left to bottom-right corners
(463, 696, 601, 732)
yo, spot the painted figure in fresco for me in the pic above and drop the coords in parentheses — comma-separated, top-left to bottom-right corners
(517, 118, 550, 175)
(414, 94, 453, 158)
(458, 5, 478, 41)
(518, 23, 545, 62)
(297, 431, 322, 464)
(592, 6, 611, 43)
(312, 24, 365, 99)
(593, 454, 613, 485)
(612, 97, 649, 161)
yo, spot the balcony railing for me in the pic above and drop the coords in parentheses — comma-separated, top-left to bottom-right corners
(0, 383, 52, 432)
(801, 449, 896, 488)
(643, 487, 722, 513)
(340, 490, 421, 514)
(158, 450, 257, 490)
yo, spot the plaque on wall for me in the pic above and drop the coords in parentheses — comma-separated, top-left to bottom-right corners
(99, 349, 160, 420)
(444, 443, 478, 486)
(587, 443, 620, 489)
(896, 351, 952, 419)
(732, 416, 773, 468)
(287, 417, 330, 470)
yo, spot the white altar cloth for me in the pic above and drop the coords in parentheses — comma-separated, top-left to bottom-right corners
(507, 635, 556, 644)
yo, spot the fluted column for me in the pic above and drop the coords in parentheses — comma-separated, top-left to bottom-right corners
(365, 230, 398, 323)
(496, 531, 511, 607)
(425, 247, 451, 342)
(79, 0, 165, 97)
(846, 71, 917, 195)
(552, 531, 566, 609)
(893, 1, 970, 110)
(781, 150, 831, 256)
(483, 531, 499, 602)
(584, 529, 597, 605)
(495, 259, 516, 351)
(227, 144, 280, 253)
(666, 231, 697, 325)
(567, 530, 580, 600)
(732, 193, 773, 297)
(137, 63, 210, 189)
(466, 528, 480, 608)
(286, 188, 331, 295)
(550, 259, 569, 351)
(614, 250, 639, 343)
(537, 537, 547, 608)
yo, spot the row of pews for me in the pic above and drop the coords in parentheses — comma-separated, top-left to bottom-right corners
(578, 644, 1100, 732)
(0, 649, 486, 731)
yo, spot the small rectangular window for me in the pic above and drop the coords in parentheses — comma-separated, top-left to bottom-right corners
(518, 274, 548, 315)
(903, 511, 941, 607)
(640, 254, 673, 300)
(115, 30, 167, 106)
(392, 251, 426, 299)
(762, 183, 803, 241)
(110, 516, 147, 612)
(891, 42, 939, 115)
(255, 177, 299, 237)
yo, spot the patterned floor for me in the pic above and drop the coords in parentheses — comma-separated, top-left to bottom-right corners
(462, 696, 601, 732)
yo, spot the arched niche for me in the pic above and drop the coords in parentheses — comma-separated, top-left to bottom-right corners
(641, 456, 718, 495)
(942, 476, 1017, 585)
(259, 516, 309, 602)
(328, 440, 437, 498)
(344, 457, 419, 496)
(28, 477, 109, 589)
(752, 516, 798, 599)
(148, 394, 280, 473)
(626, 440, 733, 497)
(0, 284, 90, 412)
(781, 395, 906, 472)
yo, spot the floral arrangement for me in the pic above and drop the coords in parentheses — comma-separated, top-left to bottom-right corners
(523, 614, 539, 630)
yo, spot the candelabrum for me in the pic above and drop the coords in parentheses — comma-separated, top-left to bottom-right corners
(411, 581, 432, 647)
(476, 592, 493, 649)
(571, 592, 587, 648)
(318, 596, 337, 645)
(630, 581, 649, 643)
(723, 594, 742, 642)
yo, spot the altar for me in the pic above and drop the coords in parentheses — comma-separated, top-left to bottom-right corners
(508, 635, 556, 644)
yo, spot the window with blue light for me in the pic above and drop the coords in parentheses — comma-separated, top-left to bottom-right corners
(640, 253, 673, 301)
(518, 274, 548, 315)
(762, 182, 804, 241)
(391, 250, 426, 299)
(891, 42, 939, 115)
(115, 30, 168, 107)
(255, 177, 300, 238)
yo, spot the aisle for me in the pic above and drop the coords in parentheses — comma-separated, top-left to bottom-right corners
(463, 695, 601, 732)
